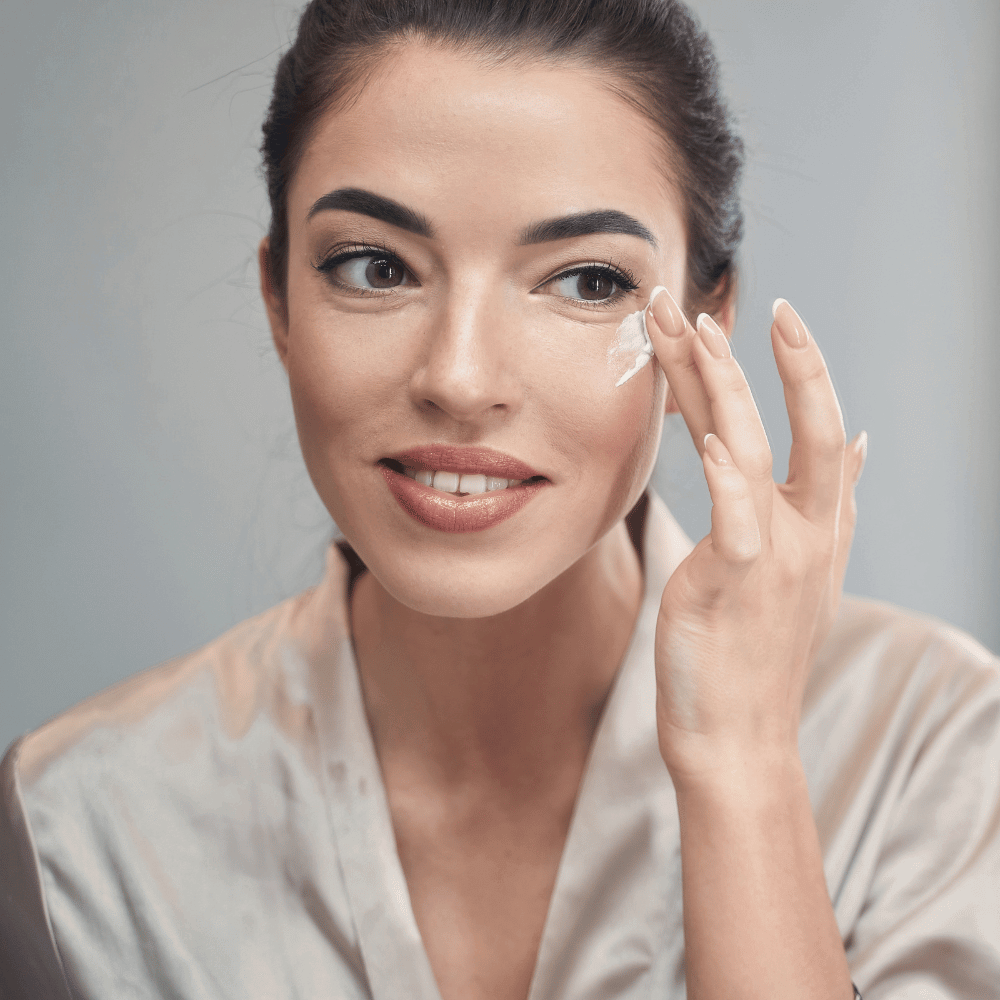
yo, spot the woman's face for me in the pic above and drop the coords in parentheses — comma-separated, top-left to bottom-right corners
(263, 40, 689, 618)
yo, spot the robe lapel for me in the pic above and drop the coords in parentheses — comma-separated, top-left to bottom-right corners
(304, 544, 444, 1000)
(303, 489, 693, 1000)
(526, 491, 694, 1000)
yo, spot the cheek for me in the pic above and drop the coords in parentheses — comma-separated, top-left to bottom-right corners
(595, 364, 667, 540)
(540, 335, 666, 537)
(283, 309, 400, 468)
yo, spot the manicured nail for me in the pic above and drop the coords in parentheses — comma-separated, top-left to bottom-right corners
(853, 430, 868, 483)
(772, 298, 809, 349)
(703, 432, 729, 465)
(646, 285, 686, 338)
(697, 312, 731, 359)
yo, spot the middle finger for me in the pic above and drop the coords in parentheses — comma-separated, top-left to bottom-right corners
(690, 312, 775, 541)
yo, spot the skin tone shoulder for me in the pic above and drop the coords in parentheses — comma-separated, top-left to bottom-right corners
(260, 37, 864, 1000)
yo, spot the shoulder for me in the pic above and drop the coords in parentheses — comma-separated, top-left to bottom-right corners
(808, 609, 1000, 991)
(0, 572, 362, 998)
(807, 593, 998, 720)
(5, 591, 322, 825)
(802, 593, 1000, 844)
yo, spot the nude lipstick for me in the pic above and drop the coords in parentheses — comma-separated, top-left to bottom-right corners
(378, 445, 550, 533)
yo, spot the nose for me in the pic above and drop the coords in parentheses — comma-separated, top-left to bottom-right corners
(409, 293, 523, 422)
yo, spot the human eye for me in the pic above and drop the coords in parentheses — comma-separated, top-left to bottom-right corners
(313, 241, 416, 297)
(543, 260, 641, 310)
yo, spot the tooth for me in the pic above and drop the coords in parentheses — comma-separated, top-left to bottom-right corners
(405, 467, 527, 492)
(459, 473, 488, 494)
(432, 471, 460, 493)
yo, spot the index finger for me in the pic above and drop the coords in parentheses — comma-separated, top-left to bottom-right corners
(644, 285, 714, 452)
(772, 298, 847, 524)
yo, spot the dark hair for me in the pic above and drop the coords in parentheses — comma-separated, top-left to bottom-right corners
(260, 0, 744, 319)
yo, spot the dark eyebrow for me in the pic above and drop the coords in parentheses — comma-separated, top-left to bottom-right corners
(307, 187, 435, 238)
(307, 187, 658, 250)
(517, 209, 657, 250)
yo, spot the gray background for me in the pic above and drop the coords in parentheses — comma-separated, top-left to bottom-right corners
(2, 0, 998, 753)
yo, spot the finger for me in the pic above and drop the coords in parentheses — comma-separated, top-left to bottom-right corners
(832, 430, 866, 595)
(702, 432, 761, 568)
(645, 285, 714, 450)
(771, 299, 847, 524)
(809, 430, 866, 663)
(690, 313, 775, 544)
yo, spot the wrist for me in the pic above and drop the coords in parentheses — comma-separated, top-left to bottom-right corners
(664, 740, 807, 806)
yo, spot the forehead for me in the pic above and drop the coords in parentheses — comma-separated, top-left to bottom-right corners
(288, 40, 685, 251)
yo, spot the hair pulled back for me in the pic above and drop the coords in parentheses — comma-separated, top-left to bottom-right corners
(261, 0, 744, 318)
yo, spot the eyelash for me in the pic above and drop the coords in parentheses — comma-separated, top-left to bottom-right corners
(313, 240, 641, 310)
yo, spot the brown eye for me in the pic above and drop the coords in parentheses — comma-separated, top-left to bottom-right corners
(364, 257, 405, 288)
(576, 271, 616, 301)
(315, 246, 413, 295)
(548, 265, 637, 308)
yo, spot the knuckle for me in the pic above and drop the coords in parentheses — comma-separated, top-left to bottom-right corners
(817, 425, 847, 459)
(720, 365, 751, 396)
(744, 448, 773, 482)
(795, 358, 832, 389)
(672, 352, 702, 381)
(714, 473, 752, 504)
(726, 534, 761, 565)
(697, 583, 727, 610)
(676, 568, 726, 610)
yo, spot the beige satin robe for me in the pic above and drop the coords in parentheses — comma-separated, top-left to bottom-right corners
(2, 489, 998, 999)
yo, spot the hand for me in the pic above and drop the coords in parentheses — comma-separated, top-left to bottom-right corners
(644, 290, 867, 789)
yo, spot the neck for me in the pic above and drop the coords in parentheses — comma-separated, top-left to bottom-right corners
(349, 516, 645, 798)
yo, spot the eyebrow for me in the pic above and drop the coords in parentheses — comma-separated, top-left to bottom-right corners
(306, 187, 658, 250)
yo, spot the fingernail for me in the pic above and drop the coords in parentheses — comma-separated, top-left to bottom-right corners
(703, 432, 729, 465)
(772, 298, 809, 349)
(853, 430, 868, 483)
(696, 312, 731, 359)
(646, 285, 686, 338)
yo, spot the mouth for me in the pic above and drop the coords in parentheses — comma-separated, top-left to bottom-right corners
(377, 454, 549, 533)
(379, 458, 546, 496)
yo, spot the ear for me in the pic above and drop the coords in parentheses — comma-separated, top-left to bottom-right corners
(259, 238, 290, 368)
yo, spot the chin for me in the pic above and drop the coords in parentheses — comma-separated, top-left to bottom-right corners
(386, 564, 550, 619)
(365, 546, 569, 620)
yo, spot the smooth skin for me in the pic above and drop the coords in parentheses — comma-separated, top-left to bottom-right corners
(260, 37, 865, 1000)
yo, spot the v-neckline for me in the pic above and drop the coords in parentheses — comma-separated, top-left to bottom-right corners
(307, 490, 686, 999)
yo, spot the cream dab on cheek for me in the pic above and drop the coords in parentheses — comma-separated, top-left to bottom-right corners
(608, 285, 667, 389)
(608, 308, 653, 387)
(608, 285, 670, 388)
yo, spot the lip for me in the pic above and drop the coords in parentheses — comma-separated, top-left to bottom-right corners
(381, 444, 546, 481)
(378, 462, 549, 533)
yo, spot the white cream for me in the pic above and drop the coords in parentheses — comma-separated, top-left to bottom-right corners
(608, 285, 669, 387)
(608, 308, 654, 387)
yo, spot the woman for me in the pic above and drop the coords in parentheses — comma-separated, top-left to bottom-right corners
(2, 1, 998, 998)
